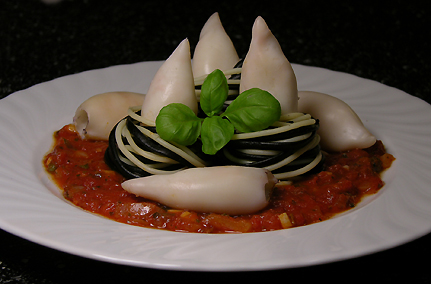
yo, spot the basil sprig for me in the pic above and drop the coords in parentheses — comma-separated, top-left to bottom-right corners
(155, 69, 281, 155)
(201, 116, 234, 155)
(224, 88, 281, 133)
(155, 103, 202, 146)
(200, 69, 229, 116)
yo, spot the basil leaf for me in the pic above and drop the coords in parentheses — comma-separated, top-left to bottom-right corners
(223, 88, 281, 133)
(201, 116, 234, 155)
(155, 103, 202, 146)
(200, 69, 229, 117)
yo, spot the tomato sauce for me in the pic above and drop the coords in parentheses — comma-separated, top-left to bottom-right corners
(43, 125, 394, 233)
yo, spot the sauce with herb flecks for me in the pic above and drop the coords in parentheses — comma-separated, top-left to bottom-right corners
(43, 124, 394, 233)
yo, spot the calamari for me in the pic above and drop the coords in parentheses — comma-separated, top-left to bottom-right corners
(298, 91, 376, 152)
(240, 16, 298, 115)
(192, 12, 240, 77)
(122, 166, 278, 215)
(73, 91, 144, 140)
(140, 38, 198, 125)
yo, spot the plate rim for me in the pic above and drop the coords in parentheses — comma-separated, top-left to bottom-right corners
(1, 61, 431, 271)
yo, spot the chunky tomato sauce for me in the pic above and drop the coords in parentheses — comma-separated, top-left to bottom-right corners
(44, 125, 394, 233)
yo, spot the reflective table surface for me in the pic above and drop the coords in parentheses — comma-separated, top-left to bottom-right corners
(1, 1, 430, 283)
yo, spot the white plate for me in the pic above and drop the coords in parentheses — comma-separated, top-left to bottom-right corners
(1, 61, 431, 271)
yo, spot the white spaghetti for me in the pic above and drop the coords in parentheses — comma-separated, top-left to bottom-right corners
(105, 67, 323, 180)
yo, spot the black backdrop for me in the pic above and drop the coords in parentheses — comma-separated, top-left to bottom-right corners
(1, 1, 430, 283)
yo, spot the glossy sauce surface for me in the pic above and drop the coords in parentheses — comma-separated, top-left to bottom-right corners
(44, 125, 394, 233)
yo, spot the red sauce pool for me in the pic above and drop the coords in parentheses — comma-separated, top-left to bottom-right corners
(43, 125, 395, 233)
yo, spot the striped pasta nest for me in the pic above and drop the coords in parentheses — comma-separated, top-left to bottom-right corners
(105, 67, 324, 180)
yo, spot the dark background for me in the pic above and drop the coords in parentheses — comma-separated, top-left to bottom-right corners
(1, 0, 430, 283)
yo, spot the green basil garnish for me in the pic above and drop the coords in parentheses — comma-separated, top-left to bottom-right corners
(201, 116, 234, 155)
(200, 69, 229, 117)
(222, 88, 281, 133)
(155, 69, 282, 155)
(155, 103, 202, 146)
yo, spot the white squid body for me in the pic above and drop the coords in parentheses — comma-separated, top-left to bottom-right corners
(122, 166, 278, 215)
(240, 16, 298, 115)
(140, 38, 198, 125)
(298, 91, 376, 152)
(192, 12, 240, 77)
(73, 91, 145, 140)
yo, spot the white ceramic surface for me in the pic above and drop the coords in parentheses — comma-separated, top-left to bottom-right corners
(1, 61, 431, 271)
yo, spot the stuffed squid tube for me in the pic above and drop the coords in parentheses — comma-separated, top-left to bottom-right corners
(73, 91, 145, 140)
(140, 38, 198, 125)
(192, 12, 240, 77)
(240, 16, 298, 115)
(122, 166, 278, 215)
(298, 91, 376, 152)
